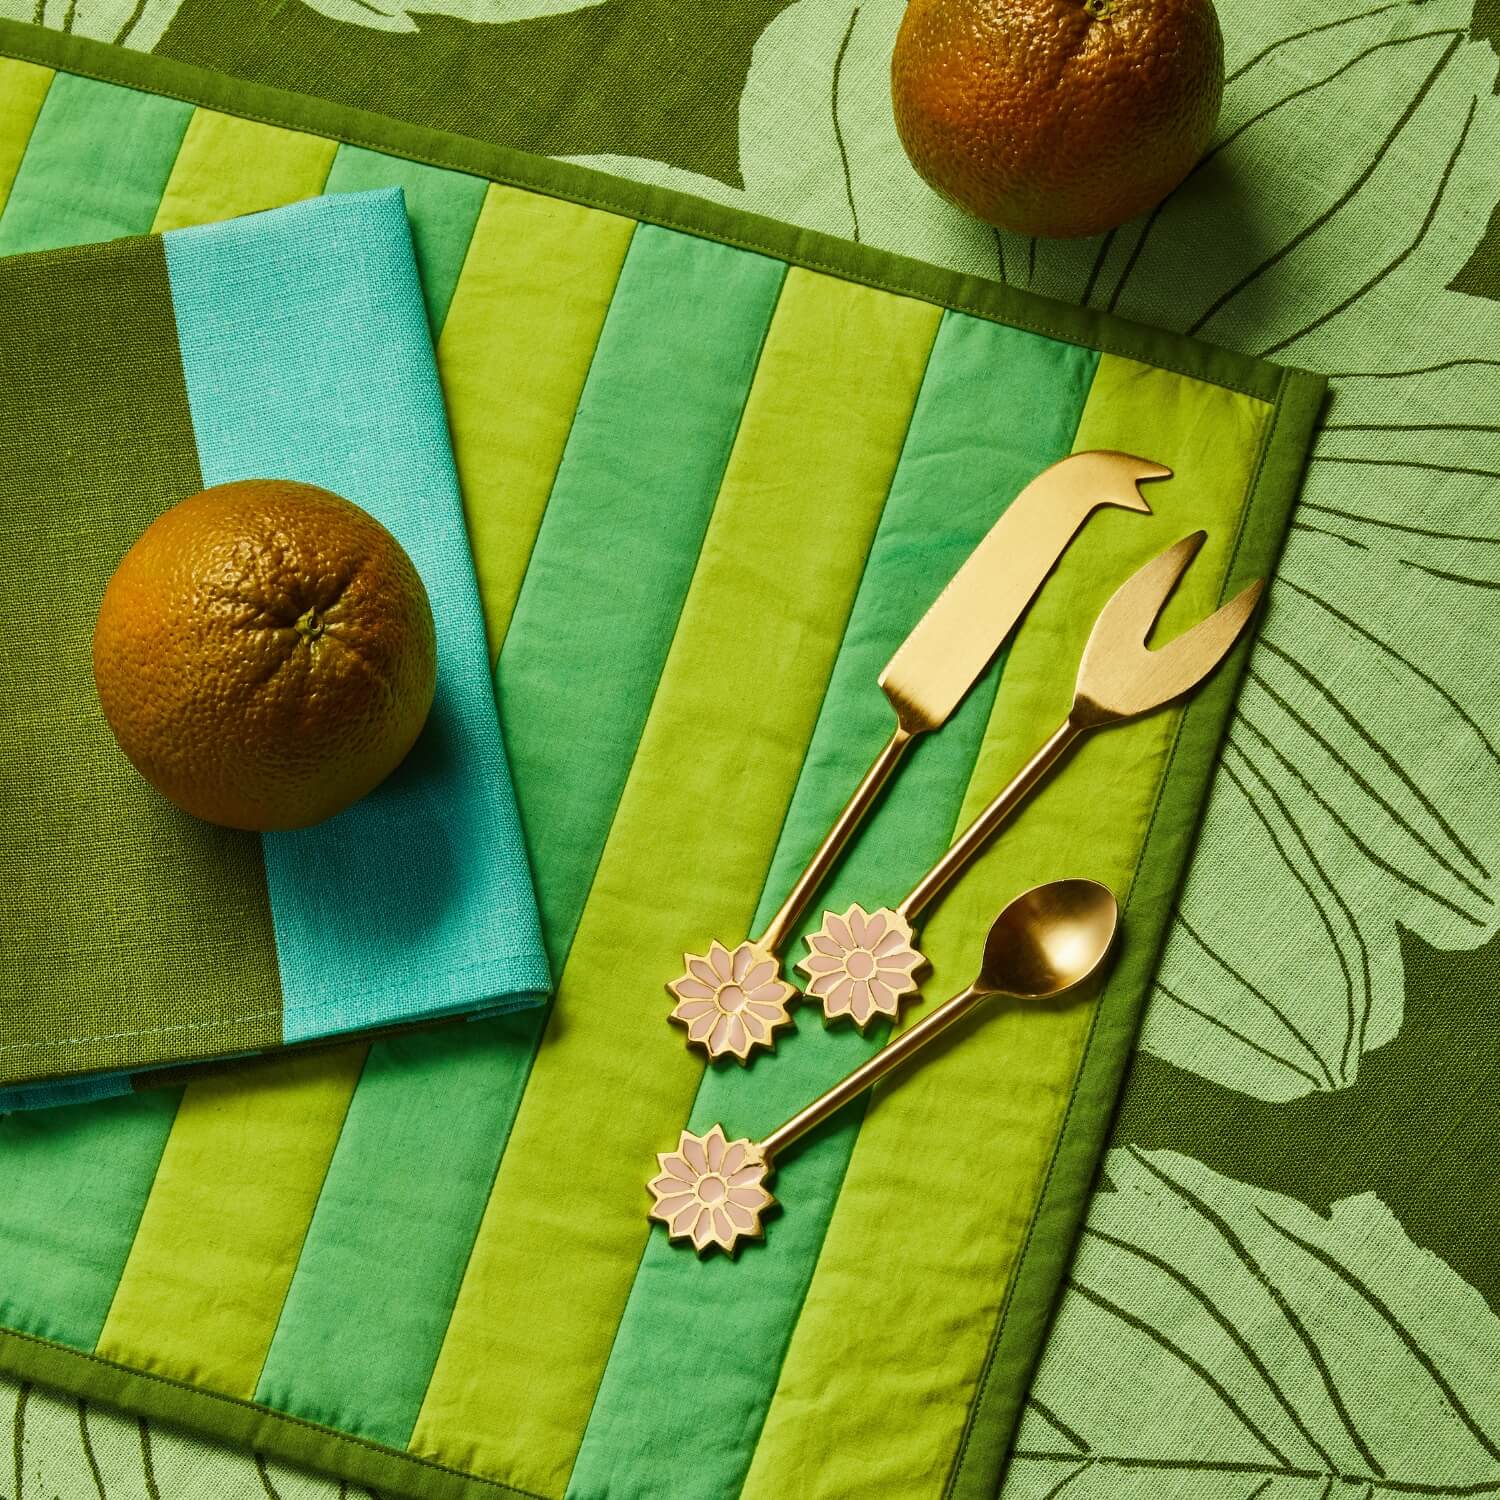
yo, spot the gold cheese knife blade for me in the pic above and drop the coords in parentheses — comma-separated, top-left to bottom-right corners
(878, 450, 1167, 734)
(667, 449, 1167, 1063)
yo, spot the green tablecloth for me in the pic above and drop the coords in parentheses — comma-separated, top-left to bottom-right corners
(2, 0, 1496, 1496)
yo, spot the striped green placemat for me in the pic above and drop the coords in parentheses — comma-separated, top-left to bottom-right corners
(0, 38, 1323, 1500)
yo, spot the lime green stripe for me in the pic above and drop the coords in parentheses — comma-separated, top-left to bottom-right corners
(96, 1049, 366, 1397)
(322, 143, 486, 333)
(501, 225, 786, 968)
(0, 1091, 179, 1352)
(567, 315, 1101, 1500)
(150, 107, 337, 232)
(411, 271, 942, 1495)
(436, 185, 636, 660)
(0, 73, 190, 253)
(0, 59, 52, 216)
(743, 357, 1271, 1500)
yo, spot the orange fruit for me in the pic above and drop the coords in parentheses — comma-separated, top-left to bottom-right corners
(93, 479, 437, 832)
(892, 0, 1223, 238)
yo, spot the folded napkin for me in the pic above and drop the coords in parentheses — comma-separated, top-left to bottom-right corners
(0, 188, 550, 1111)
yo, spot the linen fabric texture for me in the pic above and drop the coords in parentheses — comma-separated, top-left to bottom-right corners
(0, 188, 550, 1110)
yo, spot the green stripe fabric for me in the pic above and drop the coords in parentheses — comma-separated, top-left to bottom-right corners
(323, 143, 487, 332)
(95, 1048, 367, 1398)
(743, 357, 1271, 1500)
(0, 72, 188, 253)
(0, 230, 284, 1090)
(0, 60, 52, 213)
(0, 1091, 178, 1352)
(437, 186, 635, 658)
(252, 225, 784, 1448)
(411, 271, 942, 1495)
(252, 1018, 541, 1445)
(566, 315, 1101, 1500)
(499, 224, 786, 968)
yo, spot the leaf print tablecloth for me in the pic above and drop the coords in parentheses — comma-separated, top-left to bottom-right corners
(0, 0, 1496, 1496)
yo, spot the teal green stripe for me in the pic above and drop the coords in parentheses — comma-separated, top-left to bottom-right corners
(252, 1018, 538, 1442)
(251, 226, 784, 1447)
(322, 144, 487, 333)
(566, 315, 1100, 1500)
(0, 73, 190, 253)
(501, 224, 785, 969)
(0, 1091, 179, 1351)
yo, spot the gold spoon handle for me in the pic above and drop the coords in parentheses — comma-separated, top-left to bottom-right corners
(758, 980, 990, 1160)
(754, 723, 916, 955)
(895, 717, 1084, 924)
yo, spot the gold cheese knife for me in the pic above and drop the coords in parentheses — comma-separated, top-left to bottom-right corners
(667, 450, 1167, 1062)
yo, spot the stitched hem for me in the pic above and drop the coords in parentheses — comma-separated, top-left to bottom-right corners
(944, 363, 1326, 1500)
(0, 18, 1311, 410)
(0, 1326, 545, 1500)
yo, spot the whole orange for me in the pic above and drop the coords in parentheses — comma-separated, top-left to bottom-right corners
(93, 479, 437, 832)
(892, 0, 1223, 238)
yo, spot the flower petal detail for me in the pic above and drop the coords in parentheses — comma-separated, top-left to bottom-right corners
(724, 1201, 756, 1233)
(798, 953, 843, 976)
(824, 976, 854, 1016)
(681, 1134, 708, 1175)
(708, 941, 735, 981)
(731, 944, 753, 982)
(825, 912, 853, 950)
(742, 959, 776, 990)
(671, 977, 715, 1000)
(849, 905, 876, 947)
(671, 998, 716, 1021)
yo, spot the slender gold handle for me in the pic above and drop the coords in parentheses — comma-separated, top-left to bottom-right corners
(754, 723, 916, 956)
(895, 717, 1084, 923)
(758, 980, 992, 1160)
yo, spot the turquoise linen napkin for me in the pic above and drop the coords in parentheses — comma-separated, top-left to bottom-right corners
(0, 189, 550, 1111)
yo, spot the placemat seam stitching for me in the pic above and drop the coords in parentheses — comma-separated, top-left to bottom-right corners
(0, 1327, 549, 1500)
(0, 37, 1279, 405)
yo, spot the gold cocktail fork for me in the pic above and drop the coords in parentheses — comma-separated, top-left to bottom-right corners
(666, 451, 1168, 1062)
(794, 531, 1264, 1029)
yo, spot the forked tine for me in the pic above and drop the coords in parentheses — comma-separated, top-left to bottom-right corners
(1072, 532, 1265, 724)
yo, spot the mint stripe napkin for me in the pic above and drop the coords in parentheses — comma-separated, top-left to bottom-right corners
(0, 189, 550, 1111)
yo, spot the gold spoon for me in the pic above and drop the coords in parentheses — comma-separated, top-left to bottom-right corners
(647, 878, 1118, 1254)
(666, 451, 1166, 1063)
(795, 531, 1263, 1030)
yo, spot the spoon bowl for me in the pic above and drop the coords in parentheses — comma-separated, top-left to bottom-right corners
(977, 878, 1118, 1000)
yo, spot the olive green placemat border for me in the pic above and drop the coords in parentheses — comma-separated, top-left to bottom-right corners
(0, 19, 1313, 410)
(947, 371, 1325, 1498)
(0, 1326, 535, 1500)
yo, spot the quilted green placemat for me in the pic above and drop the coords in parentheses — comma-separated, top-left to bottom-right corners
(0, 33, 1323, 1500)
